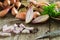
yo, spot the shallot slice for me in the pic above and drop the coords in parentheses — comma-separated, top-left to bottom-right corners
(13, 24, 18, 27)
(13, 26, 21, 34)
(28, 0, 37, 5)
(0, 32, 11, 36)
(25, 27, 34, 31)
(22, 29, 30, 33)
(3, 25, 14, 33)
(3, 25, 8, 29)
(19, 23, 25, 28)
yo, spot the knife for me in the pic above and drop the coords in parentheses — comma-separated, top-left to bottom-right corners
(36, 30, 60, 40)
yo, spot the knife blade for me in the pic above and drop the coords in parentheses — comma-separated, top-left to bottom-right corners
(36, 30, 60, 40)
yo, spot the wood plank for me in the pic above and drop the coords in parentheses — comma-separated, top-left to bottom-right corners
(50, 21, 60, 40)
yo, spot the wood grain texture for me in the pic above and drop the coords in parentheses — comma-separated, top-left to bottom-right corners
(50, 21, 60, 40)
(18, 22, 49, 40)
(1, 0, 60, 40)
(0, 14, 49, 40)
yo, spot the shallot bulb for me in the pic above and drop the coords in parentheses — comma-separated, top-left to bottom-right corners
(0, 32, 11, 36)
(15, 2, 21, 9)
(3, 0, 10, 7)
(11, 7, 18, 16)
(0, 2, 3, 7)
(0, 6, 12, 17)
(10, 0, 16, 4)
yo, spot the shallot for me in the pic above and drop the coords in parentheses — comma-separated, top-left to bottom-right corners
(3, 0, 10, 7)
(0, 5, 13, 17)
(22, 29, 30, 33)
(0, 32, 11, 36)
(15, 2, 21, 9)
(11, 7, 18, 16)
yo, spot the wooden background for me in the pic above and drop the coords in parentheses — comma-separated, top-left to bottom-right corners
(0, 0, 60, 40)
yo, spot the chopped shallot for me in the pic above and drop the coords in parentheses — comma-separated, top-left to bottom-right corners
(25, 27, 34, 31)
(22, 29, 30, 33)
(12, 26, 21, 34)
(19, 23, 25, 28)
(3, 25, 14, 33)
(2, 23, 38, 35)
(0, 32, 11, 36)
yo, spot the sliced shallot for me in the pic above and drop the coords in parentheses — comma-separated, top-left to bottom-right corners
(0, 32, 11, 36)
(3, 0, 10, 7)
(3, 25, 14, 33)
(15, 2, 21, 9)
(22, 29, 30, 33)
(13, 26, 21, 34)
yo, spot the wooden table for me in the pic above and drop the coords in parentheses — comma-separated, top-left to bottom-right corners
(0, 0, 60, 40)
(0, 13, 60, 40)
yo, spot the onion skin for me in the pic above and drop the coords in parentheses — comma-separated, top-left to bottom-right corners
(11, 7, 18, 16)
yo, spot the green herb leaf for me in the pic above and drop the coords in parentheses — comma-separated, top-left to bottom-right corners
(41, 3, 60, 17)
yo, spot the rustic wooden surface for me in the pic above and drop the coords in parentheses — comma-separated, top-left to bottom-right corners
(1, 14, 60, 40)
(0, 0, 60, 40)
(0, 14, 50, 40)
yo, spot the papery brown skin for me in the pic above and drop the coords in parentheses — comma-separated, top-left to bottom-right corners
(15, 2, 21, 9)
(10, 0, 16, 4)
(0, 6, 13, 17)
(3, 0, 10, 7)
(11, 7, 18, 16)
